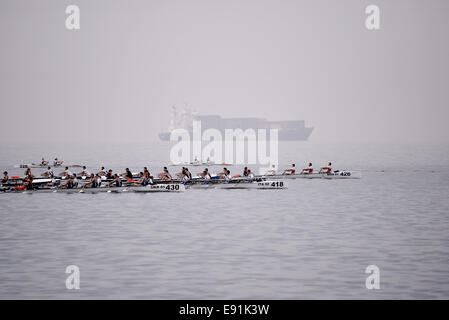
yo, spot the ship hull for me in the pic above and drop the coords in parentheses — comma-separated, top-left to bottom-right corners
(159, 127, 313, 141)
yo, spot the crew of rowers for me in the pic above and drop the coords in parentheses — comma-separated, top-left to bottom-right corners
(39, 158, 63, 166)
(2, 162, 334, 190)
(298, 162, 333, 174)
(258, 162, 335, 175)
(259, 162, 334, 175)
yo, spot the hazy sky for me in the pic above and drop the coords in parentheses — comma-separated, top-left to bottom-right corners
(0, 0, 448, 143)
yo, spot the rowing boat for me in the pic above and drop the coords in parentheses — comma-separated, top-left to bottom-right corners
(259, 170, 362, 180)
(169, 161, 233, 167)
(4, 183, 185, 194)
(185, 180, 287, 190)
(321, 171, 362, 179)
(14, 163, 82, 169)
(126, 184, 185, 192)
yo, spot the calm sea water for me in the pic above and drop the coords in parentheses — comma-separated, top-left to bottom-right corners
(0, 141, 448, 299)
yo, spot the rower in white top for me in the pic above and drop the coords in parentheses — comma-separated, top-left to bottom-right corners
(265, 164, 277, 175)
(282, 164, 296, 175)
(199, 168, 212, 182)
(59, 166, 72, 178)
(301, 163, 314, 174)
(224, 169, 231, 183)
(247, 169, 255, 180)
(97, 167, 107, 176)
(42, 166, 54, 178)
(78, 166, 90, 177)
(183, 168, 192, 182)
(53, 158, 63, 167)
(217, 167, 228, 179)
(320, 162, 333, 174)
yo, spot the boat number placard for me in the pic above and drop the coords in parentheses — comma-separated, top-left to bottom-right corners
(257, 181, 284, 188)
(149, 184, 181, 191)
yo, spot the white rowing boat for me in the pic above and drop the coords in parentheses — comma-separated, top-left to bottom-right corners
(126, 184, 185, 193)
(185, 180, 287, 190)
(169, 161, 233, 167)
(260, 170, 362, 180)
(14, 163, 82, 169)
(321, 171, 362, 179)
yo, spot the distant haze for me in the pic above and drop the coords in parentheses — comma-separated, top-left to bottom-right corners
(0, 0, 448, 143)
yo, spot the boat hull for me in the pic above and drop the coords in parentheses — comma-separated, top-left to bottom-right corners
(5, 183, 185, 194)
(260, 171, 362, 180)
(185, 180, 287, 190)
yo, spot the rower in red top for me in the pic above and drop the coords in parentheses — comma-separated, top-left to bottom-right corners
(320, 162, 333, 174)
(283, 164, 296, 175)
(301, 163, 314, 174)
(25, 176, 34, 190)
(24, 167, 35, 179)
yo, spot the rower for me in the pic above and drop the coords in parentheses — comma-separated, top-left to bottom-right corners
(283, 164, 296, 175)
(53, 158, 63, 166)
(243, 167, 249, 177)
(25, 176, 34, 190)
(158, 167, 172, 181)
(24, 168, 35, 179)
(73, 174, 79, 188)
(83, 174, 97, 188)
(42, 166, 54, 178)
(41, 158, 49, 166)
(122, 168, 134, 180)
(176, 167, 186, 180)
(59, 175, 74, 189)
(224, 170, 231, 183)
(265, 164, 277, 175)
(143, 170, 153, 186)
(199, 168, 210, 179)
(320, 162, 333, 174)
(97, 167, 107, 176)
(218, 167, 228, 179)
(134, 172, 145, 185)
(143, 167, 151, 179)
(181, 172, 190, 184)
(2, 171, 8, 184)
(47, 174, 59, 187)
(185, 168, 192, 180)
(247, 169, 255, 180)
(201, 168, 212, 183)
(59, 166, 72, 178)
(79, 166, 90, 177)
(301, 163, 313, 174)
(95, 174, 102, 187)
(106, 169, 114, 179)
(181, 168, 192, 183)
(108, 174, 123, 187)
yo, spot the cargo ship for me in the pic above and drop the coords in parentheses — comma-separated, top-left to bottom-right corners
(159, 107, 314, 141)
